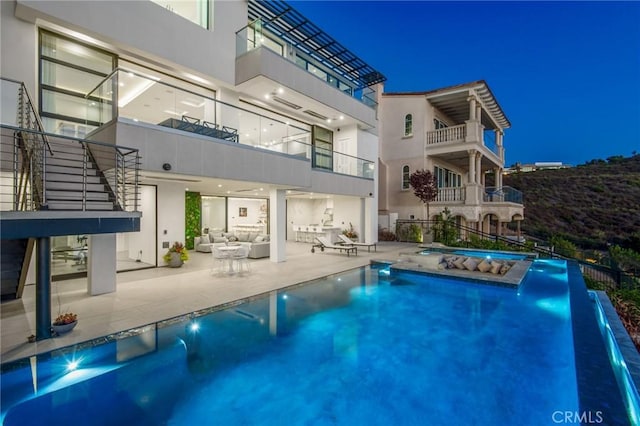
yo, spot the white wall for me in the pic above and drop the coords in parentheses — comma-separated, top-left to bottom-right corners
(156, 181, 185, 264)
(1, 1, 38, 94)
(124, 185, 156, 265)
(227, 197, 267, 233)
(286, 197, 361, 241)
(15, 0, 246, 86)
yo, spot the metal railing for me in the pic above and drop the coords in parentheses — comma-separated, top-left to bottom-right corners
(0, 125, 140, 212)
(235, 18, 380, 109)
(483, 186, 523, 204)
(313, 146, 375, 179)
(1, 78, 54, 210)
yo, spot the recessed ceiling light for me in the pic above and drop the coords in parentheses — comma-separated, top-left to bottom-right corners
(217, 184, 222, 187)
(264, 94, 270, 99)
(277, 87, 284, 94)
(185, 188, 189, 191)
(339, 115, 344, 120)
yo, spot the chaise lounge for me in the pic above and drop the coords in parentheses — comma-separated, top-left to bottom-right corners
(312, 236, 357, 256)
(337, 234, 377, 252)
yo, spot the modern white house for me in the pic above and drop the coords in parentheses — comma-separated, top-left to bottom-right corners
(378, 81, 524, 239)
(0, 0, 384, 335)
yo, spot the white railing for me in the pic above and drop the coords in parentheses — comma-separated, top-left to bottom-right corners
(426, 124, 466, 145)
(435, 187, 465, 202)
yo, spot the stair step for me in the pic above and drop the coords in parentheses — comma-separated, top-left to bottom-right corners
(46, 158, 96, 168)
(47, 200, 115, 210)
(46, 190, 110, 201)
(46, 181, 105, 192)
(46, 173, 102, 184)
(46, 164, 98, 175)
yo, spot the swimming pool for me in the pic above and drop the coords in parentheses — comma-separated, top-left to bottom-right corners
(0, 260, 635, 425)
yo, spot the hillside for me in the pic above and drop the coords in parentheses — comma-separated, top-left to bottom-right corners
(502, 154, 640, 250)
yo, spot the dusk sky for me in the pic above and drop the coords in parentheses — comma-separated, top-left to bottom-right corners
(290, 1, 640, 167)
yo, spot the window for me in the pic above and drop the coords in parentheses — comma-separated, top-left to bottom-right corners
(433, 118, 448, 130)
(434, 166, 462, 188)
(39, 31, 115, 136)
(404, 114, 413, 136)
(312, 125, 333, 171)
(402, 165, 410, 190)
(151, 0, 209, 29)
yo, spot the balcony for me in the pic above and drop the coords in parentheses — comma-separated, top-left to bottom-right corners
(426, 122, 500, 158)
(240, 1, 385, 109)
(435, 187, 465, 203)
(86, 68, 374, 180)
(483, 186, 523, 204)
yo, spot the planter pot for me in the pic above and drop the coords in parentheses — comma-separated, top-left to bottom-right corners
(168, 252, 184, 268)
(52, 321, 77, 335)
(423, 231, 434, 244)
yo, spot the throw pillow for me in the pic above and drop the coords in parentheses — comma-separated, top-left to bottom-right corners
(237, 233, 249, 242)
(477, 259, 492, 273)
(254, 235, 264, 242)
(453, 257, 467, 270)
(500, 264, 511, 275)
(490, 261, 502, 274)
(263, 235, 270, 242)
(462, 257, 479, 271)
(200, 234, 210, 244)
(446, 256, 457, 269)
(213, 237, 227, 243)
(227, 235, 238, 242)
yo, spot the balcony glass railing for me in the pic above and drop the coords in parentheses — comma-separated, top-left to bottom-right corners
(236, 18, 379, 109)
(86, 68, 312, 154)
(483, 186, 523, 204)
(86, 68, 374, 179)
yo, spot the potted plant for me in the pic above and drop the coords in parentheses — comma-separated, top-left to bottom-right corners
(342, 223, 358, 241)
(52, 312, 78, 334)
(164, 241, 189, 267)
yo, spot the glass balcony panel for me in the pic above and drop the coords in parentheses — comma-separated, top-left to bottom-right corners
(42, 89, 88, 121)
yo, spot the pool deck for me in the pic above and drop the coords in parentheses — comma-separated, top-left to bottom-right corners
(1, 241, 413, 364)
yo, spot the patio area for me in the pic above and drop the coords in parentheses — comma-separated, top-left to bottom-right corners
(1, 241, 413, 364)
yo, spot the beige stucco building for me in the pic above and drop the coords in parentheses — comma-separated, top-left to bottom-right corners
(378, 80, 524, 238)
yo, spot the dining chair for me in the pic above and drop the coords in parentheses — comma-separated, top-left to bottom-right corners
(211, 244, 229, 275)
(232, 245, 250, 274)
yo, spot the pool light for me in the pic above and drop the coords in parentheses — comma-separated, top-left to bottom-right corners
(66, 360, 80, 372)
(189, 322, 200, 333)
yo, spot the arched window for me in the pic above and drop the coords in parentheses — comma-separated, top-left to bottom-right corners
(404, 114, 413, 136)
(402, 165, 410, 190)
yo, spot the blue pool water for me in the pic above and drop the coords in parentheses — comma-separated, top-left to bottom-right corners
(0, 261, 596, 425)
(421, 249, 528, 260)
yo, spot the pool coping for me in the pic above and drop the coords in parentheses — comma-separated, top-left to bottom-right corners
(593, 290, 640, 390)
(417, 244, 539, 260)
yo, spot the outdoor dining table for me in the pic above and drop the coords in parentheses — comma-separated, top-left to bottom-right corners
(217, 245, 242, 273)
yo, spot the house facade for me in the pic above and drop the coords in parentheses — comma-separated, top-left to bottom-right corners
(0, 0, 384, 309)
(378, 81, 524, 238)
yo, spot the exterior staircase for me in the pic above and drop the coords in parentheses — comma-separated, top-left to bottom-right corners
(42, 134, 119, 211)
(0, 238, 33, 300)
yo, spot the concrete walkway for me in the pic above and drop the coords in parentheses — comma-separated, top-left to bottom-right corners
(1, 241, 415, 363)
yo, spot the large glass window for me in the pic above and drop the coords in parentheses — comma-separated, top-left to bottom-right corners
(402, 165, 410, 190)
(404, 114, 413, 136)
(39, 31, 115, 137)
(151, 0, 209, 28)
(312, 125, 333, 171)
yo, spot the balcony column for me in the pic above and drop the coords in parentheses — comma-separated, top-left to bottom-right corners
(476, 104, 482, 123)
(494, 167, 501, 188)
(468, 96, 477, 121)
(270, 188, 286, 262)
(496, 130, 505, 161)
(35, 237, 52, 341)
(468, 149, 477, 183)
(475, 152, 482, 185)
